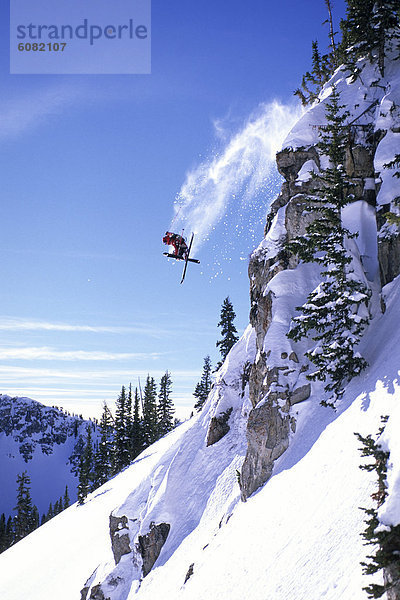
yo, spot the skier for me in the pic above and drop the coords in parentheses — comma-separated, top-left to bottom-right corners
(162, 232, 188, 259)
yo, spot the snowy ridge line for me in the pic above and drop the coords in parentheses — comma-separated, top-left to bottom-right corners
(0, 394, 98, 515)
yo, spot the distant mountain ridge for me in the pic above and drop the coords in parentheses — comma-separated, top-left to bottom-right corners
(0, 394, 98, 515)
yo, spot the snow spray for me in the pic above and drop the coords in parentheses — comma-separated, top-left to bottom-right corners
(172, 101, 304, 262)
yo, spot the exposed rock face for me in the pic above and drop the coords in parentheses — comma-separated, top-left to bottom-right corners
(384, 561, 400, 600)
(378, 235, 400, 286)
(80, 586, 90, 600)
(138, 522, 170, 577)
(110, 515, 131, 565)
(81, 519, 171, 599)
(290, 383, 311, 405)
(87, 585, 107, 600)
(206, 407, 233, 446)
(240, 401, 290, 501)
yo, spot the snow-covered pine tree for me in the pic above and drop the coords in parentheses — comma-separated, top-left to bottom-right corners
(13, 471, 37, 542)
(356, 418, 400, 599)
(157, 371, 175, 437)
(142, 375, 159, 446)
(340, 0, 399, 78)
(339, 0, 375, 75)
(94, 401, 114, 486)
(287, 85, 371, 408)
(216, 297, 239, 367)
(370, 1, 400, 77)
(113, 386, 131, 473)
(77, 424, 95, 504)
(193, 355, 212, 412)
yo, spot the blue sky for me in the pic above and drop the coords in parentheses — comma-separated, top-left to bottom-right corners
(1, 0, 347, 418)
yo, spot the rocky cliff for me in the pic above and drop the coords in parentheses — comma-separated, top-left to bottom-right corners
(239, 54, 400, 501)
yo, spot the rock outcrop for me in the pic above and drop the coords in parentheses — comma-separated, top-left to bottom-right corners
(138, 522, 170, 577)
(110, 515, 131, 565)
(81, 518, 170, 599)
(384, 560, 400, 600)
(206, 407, 233, 446)
(378, 232, 400, 286)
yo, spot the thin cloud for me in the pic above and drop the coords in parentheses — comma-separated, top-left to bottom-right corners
(0, 317, 215, 338)
(0, 318, 144, 334)
(0, 347, 161, 361)
(0, 365, 201, 380)
(0, 85, 87, 141)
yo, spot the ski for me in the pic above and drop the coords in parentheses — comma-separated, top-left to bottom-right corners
(163, 253, 200, 264)
(180, 233, 195, 284)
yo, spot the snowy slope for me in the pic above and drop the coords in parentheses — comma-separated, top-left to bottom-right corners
(136, 273, 400, 600)
(0, 274, 399, 600)
(0, 326, 256, 600)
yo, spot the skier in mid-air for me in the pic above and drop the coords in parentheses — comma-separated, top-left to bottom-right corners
(162, 231, 200, 283)
(163, 231, 189, 259)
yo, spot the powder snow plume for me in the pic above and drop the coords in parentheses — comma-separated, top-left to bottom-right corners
(172, 101, 303, 256)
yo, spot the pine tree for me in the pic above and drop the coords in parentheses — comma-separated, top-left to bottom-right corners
(4, 516, 13, 550)
(157, 371, 175, 437)
(356, 417, 400, 599)
(294, 2, 339, 105)
(287, 86, 371, 408)
(126, 384, 134, 445)
(295, 40, 333, 105)
(324, 0, 338, 66)
(77, 424, 94, 504)
(131, 387, 144, 459)
(54, 499, 60, 515)
(63, 485, 70, 510)
(47, 502, 54, 521)
(113, 386, 131, 474)
(13, 471, 36, 542)
(32, 504, 39, 530)
(142, 375, 158, 446)
(0, 513, 6, 553)
(216, 297, 239, 367)
(370, 1, 399, 77)
(193, 355, 213, 412)
(340, 0, 399, 77)
(94, 401, 114, 486)
(339, 0, 375, 74)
